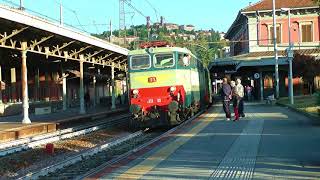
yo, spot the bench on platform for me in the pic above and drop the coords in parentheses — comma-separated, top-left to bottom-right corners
(35, 106, 51, 115)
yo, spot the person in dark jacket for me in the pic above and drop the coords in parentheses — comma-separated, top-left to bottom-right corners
(221, 78, 232, 121)
(84, 91, 90, 108)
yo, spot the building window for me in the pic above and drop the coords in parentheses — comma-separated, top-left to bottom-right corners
(269, 25, 281, 44)
(301, 22, 313, 42)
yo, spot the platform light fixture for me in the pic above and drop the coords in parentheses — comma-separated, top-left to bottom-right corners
(52, 59, 61, 63)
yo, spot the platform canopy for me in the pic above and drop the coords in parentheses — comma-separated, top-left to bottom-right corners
(0, 4, 129, 71)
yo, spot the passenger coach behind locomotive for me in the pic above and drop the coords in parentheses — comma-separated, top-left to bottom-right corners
(128, 41, 212, 128)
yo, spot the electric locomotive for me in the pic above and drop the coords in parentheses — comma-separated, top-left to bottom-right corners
(128, 42, 212, 128)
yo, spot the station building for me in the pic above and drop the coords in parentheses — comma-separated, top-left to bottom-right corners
(209, 0, 320, 100)
(0, 5, 129, 121)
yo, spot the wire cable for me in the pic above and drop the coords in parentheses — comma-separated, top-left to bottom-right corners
(144, 0, 159, 22)
(123, 0, 153, 23)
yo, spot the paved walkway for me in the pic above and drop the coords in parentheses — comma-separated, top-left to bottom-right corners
(90, 103, 320, 180)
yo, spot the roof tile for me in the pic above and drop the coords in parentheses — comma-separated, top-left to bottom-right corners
(242, 49, 320, 58)
(243, 0, 317, 12)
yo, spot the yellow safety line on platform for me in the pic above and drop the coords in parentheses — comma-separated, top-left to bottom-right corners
(115, 107, 220, 180)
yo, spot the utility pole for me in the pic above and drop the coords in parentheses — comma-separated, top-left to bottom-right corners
(109, 19, 113, 42)
(119, 0, 125, 38)
(19, 0, 24, 10)
(60, 0, 63, 25)
(272, 0, 280, 99)
(147, 16, 151, 41)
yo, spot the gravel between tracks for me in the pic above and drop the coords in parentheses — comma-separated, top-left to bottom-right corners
(40, 130, 162, 180)
(0, 127, 129, 179)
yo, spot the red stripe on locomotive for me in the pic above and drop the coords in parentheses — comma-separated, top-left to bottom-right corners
(130, 85, 186, 112)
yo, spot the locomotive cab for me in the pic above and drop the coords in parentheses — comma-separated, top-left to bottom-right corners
(128, 43, 211, 128)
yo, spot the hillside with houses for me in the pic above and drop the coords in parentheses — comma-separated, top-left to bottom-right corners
(92, 19, 227, 66)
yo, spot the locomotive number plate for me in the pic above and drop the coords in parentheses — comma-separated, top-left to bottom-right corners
(147, 99, 154, 103)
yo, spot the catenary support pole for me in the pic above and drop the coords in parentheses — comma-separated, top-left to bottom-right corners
(287, 9, 294, 105)
(272, 0, 280, 99)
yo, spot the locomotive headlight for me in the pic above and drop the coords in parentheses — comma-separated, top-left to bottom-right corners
(170, 86, 176, 92)
(133, 89, 139, 95)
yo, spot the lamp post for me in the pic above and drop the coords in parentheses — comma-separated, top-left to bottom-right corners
(272, 0, 280, 99)
(281, 8, 294, 105)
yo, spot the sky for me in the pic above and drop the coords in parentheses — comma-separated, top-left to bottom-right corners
(1, 0, 259, 34)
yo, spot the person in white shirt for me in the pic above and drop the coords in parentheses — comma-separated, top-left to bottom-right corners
(236, 79, 245, 117)
(182, 54, 190, 66)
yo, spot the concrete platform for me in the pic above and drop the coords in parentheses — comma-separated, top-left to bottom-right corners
(0, 123, 56, 142)
(88, 103, 320, 180)
(0, 106, 128, 142)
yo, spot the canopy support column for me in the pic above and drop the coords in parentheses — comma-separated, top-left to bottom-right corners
(111, 62, 116, 109)
(62, 67, 67, 111)
(79, 55, 85, 114)
(0, 65, 2, 104)
(260, 71, 264, 101)
(21, 42, 31, 124)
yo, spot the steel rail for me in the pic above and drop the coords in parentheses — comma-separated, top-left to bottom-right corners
(79, 110, 205, 180)
(19, 130, 144, 180)
(0, 114, 131, 157)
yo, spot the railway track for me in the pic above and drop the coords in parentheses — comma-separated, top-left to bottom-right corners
(26, 110, 204, 180)
(0, 113, 131, 157)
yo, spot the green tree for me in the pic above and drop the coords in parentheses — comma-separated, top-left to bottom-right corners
(313, 0, 320, 5)
(293, 53, 320, 94)
(191, 35, 215, 67)
(157, 31, 173, 43)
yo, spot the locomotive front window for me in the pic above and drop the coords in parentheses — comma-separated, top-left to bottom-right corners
(130, 55, 151, 70)
(154, 53, 174, 68)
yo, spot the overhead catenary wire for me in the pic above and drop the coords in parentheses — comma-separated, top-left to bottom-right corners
(144, 0, 159, 22)
(123, 0, 154, 23)
(53, 0, 89, 33)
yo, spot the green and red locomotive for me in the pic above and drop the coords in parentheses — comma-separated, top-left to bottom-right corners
(128, 43, 212, 128)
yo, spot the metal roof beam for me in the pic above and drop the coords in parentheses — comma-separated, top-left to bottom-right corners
(29, 35, 54, 51)
(52, 41, 75, 55)
(0, 27, 28, 44)
(69, 46, 91, 59)
(86, 49, 104, 60)
(119, 58, 127, 64)
(97, 53, 114, 62)
(107, 55, 123, 63)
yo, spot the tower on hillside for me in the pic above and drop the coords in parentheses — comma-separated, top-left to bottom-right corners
(160, 16, 164, 26)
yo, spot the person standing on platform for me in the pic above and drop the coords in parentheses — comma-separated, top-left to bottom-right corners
(246, 85, 252, 101)
(231, 81, 239, 121)
(221, 78, 232, 121)
(236, 79, 245, 118)
(84, 91, 90, 109)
